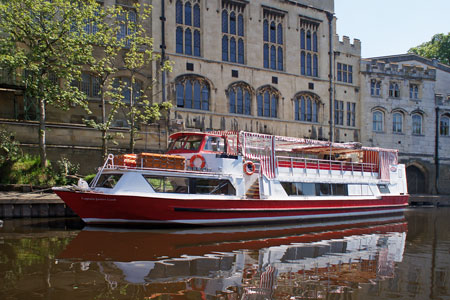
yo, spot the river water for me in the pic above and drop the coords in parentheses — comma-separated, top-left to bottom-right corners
(0, 208, 449, 300)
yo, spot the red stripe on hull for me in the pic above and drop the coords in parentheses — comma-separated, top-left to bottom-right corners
(55, 190, 408, 225)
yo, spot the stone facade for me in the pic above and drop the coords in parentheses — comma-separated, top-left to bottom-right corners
(0, 0, 362, 172)
(151, 0, 361, 141)
(360, 54, 450, 194)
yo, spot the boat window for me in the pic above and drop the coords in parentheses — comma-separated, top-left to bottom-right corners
(377, 184, 390, 194)
(281, 182, 348, 196)
(95, 174, 123, 188)
(332, 184, 348, 196)
(168, 136, 188, 151)
(145, 176, 188, 193)
(204, 136, 225, 152)
(348, 184, 373, 196)
(316, 183, 331, 196)
(144, 175, 236, 195)
(168, 135, 203, 151)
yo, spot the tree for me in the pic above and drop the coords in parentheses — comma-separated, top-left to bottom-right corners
(0, 0, 99, 167)
(408, 33, 450, 65)
(84, 3, 172, 158)
(120, 4, 172, 153)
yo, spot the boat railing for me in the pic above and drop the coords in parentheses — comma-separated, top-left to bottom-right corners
(90, 154, 115, 187)
(276, 156, 378, 177)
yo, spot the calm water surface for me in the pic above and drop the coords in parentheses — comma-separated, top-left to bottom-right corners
(0, 208, 449, 300)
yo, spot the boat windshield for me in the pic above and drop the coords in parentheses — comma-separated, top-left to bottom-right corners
(168, 135, 203, 151)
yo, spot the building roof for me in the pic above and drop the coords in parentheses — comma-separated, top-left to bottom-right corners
(363, 53, 450, 74)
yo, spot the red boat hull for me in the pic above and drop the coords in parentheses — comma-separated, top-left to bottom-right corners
(54, 190, 409, 226)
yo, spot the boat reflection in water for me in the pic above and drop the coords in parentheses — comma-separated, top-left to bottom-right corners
(58, 215, 407, 299)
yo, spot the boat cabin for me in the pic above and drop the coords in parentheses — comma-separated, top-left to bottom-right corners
(167, 132, 227, 154)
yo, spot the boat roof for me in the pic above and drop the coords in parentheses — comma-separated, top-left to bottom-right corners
(169, 131, 398, 155)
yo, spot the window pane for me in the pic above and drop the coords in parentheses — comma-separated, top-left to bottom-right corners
(301, 51, 306, 75)
(193, 4, 200, 27)
(313, 32, 318, 52)
(92, 76, 100, 98)
(271, 95, 277, 118)
(313, 101, 318, 122)
(300, 29, 305, 49)
(277, 47, 283, 71)
(222, 10, 228, 33)
(237, 87, 243, 114)
(313, 55, 318, 77)
(201, 85, 209, 110)
(194, 30, 201, 56)
(193, 81, 201, 109)
(176, 27, 183, 53)
(230, 12, 236, 35)
(222, 35, 228, 61)
(176, 82, 184, 107)
(270, 21, 276, 43)
(185, 80, 192, 108)
(238, 14, 244, 36)
(301, 96, 305, 121)
(185, 2, 191, 26)
(176, 0, 183, 24)
(264, 91, 270, 117)
(306, 31, 311, 50)
(307, 98, 312, 121)
(257, 94, 263, 116)
(229, 88, 236, 113)
(263, 20, 268, 42)
(277, 24, 283, 44)
(238, 39, 244, 64)
(295, 99, 299, 120)
(307, 53, 312, 76)
(185, 28, 192, 55)
(263, 44, 269, 68)
(230, 37, 236, 63)
(244, 90, 251, 115)
(270, 46, 276, 70)
(81, 73, 90, 96)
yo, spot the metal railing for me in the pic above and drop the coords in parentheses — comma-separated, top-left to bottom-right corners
(276, 156, 378, 177)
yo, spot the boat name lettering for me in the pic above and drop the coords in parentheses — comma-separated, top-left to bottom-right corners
(81, 197, 117, 202)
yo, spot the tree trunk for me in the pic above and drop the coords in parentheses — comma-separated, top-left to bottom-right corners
(129, 79, 135, 154)
(39, 98, 48, 168)
(130, 126, 135, 154)
(101, 95, 107, 160)
(102, 129, 107, 160)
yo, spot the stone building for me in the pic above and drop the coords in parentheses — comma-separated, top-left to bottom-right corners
(360, 54, 450, 194)
(1, 0, 361, 172)
(152, 0, 361, 142)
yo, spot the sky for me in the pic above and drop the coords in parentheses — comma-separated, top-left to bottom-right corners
(334, 0, 450, 58)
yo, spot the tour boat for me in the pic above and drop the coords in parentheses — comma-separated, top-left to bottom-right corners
(53, 131, 409, 226)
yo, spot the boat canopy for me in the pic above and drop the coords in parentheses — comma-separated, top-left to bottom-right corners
(168, 131, 398, 181)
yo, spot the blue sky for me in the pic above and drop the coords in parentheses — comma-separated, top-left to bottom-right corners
(334, 0, 450, 58)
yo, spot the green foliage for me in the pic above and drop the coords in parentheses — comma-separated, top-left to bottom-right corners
(83, 173, 97, 184)
(0, 127, 22, 165)
(81, 3, 173, 155)
(0, 154, 80, 187)
(55, 157, 80, 185)
(0, 0, 102, 166)
(1, 154, 57, 186)
(0, 128, 80, 186)
(408, 33, 450, 65)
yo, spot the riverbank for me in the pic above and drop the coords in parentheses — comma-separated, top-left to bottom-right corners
(0, 190, 75, 218)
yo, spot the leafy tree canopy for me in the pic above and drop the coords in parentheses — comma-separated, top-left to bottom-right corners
(408, 33, 450, 65)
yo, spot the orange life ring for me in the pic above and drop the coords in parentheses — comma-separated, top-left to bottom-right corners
(243, 161, 255, 175)
(190, 154, 206, 169)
